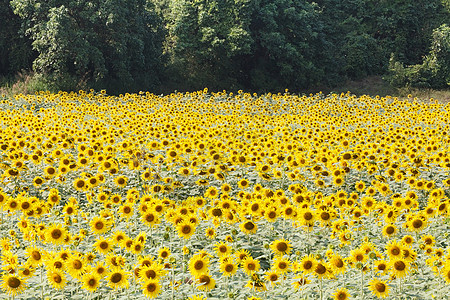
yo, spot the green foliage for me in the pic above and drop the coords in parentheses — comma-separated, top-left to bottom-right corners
(165, 0, 253, 90)
(10, 0, 165, 93)
(386, 24, 450, 89)
(0, 0, 34, 76)
(166, 0, 326, 92)
(1, 0, 449, 93)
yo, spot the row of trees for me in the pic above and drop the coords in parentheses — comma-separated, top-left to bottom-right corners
(1, 0, 449, 94)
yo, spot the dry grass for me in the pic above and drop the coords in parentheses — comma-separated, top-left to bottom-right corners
(323, 75, 450, 103)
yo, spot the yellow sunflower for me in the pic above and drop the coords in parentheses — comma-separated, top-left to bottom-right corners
(368, 279, 390, 298)
(107, 268, 129, 289)
(1, 274, 27, 296)
(47, 269, 66, 290)
(270, 239, 292, 256)
(141, 279, 162, 298)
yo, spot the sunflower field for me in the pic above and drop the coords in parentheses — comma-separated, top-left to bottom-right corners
(0, 90, 450, 300)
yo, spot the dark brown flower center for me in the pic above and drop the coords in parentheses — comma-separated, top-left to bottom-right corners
(111, 273, 122, 283)
(8, 277, 20, 288)
(375, 282, 386, 292)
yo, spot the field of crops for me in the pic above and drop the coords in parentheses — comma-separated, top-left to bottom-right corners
(0, 90, 449, 299)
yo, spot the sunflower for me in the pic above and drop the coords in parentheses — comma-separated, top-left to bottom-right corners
(299, 254, 317, 274)
(73, 178, 88, 191)
(242, 257, 260, 275)
(46, 269, 66, 290)
(142, 279, 162, 298)
(297, 208, 315, 226)
(273, 256, 291, 274)
(389, 258, 410, 278)
(93, 263, 108, 278)
(66, 255, 86, 279)
(355, 181, 366, 192)
(82, 273, 100, 292)
(44, 166, 57, 178)
(63, 202, 77, 216)
(177, 220, 196, 239)
(382, 224, 397, 238)
(329, 254, 347, 275)
(370, 258, 386, 273)
(408, 216, 427, 232)
(5, 197, 19, 212)
(385, 240, 403, 259)
(313, 261, 332, 279)
(204, 187, 219, 199)
(139, 262, 166, 282)
(265, 269, 281, 285)
(235, 249, 251, 264)
(189, 254, 210, 278)
(442, 263, 450, 283)
(119, 204, 134, 219)
(196, 273, 216, 291)
(220, 258, 237, 277)
(270, 239, 292, 256)
(25, 246, 44, 267)
(333, 288, 351, 300)
(107, 268, 129, 289)
(45, 224, 67, 245)
(205, 227, 216, 239)
(158, 247, 171, 260)
(141, 211, 161, 228)
(238, 178, 250, 189)
(215, 241, 232, 258)
(90, 216, 111, 234)
(368, 279, 390, 298)
(240, 220, 257, 234)
(1, 274, 27, 296)
(114, 176, 128, 188)
(94, 237, 113, 254)
(18, 263, 35, 278)
(131, 242, 145, 255)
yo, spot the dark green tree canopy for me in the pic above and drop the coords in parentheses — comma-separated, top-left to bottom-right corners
(2, 0, 449, 93)
(10, 0, 164, 92)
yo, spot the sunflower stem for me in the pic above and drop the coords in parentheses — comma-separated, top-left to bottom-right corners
(319, 277, 323, 300)
(360, 268, 364, 300)
(171, 264, 175, 300)
(40, 266, 44, 300)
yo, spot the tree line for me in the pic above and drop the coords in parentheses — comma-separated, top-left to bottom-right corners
(1, 0, 449, 94)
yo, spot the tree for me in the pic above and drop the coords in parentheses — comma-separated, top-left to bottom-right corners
(0, 0, 34, 77)
(10, 0, 165, 93)
(167, 0, 327, 92)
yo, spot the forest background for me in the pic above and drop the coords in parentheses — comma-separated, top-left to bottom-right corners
(1, 0, 449, 96)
